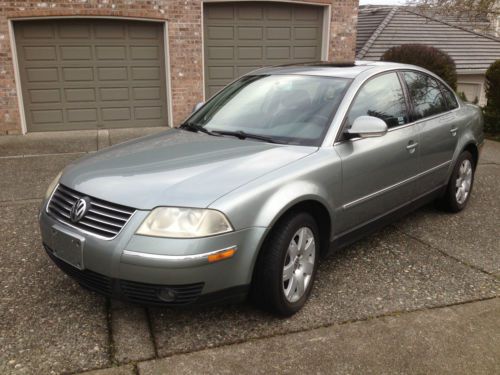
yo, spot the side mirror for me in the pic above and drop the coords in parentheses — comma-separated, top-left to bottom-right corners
(347, 116, 388, 138)
(192, 102, 204, 113)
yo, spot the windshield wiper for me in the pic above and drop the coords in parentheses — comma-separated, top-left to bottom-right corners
(211, 130, 280, 144)
(180, 122, 220, 136)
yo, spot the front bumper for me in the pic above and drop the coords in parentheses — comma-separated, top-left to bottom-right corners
(40, 208, 266, 306)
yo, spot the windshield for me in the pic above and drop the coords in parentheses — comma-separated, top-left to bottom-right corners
(186, 74, 351, 146)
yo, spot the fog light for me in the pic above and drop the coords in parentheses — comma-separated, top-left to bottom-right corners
(157, 287, 177, 302)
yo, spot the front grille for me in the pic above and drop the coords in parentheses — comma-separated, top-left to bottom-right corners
(47, 247, 113, 296)
(48, 184, 135, 239)
(45, 245, 205, 306)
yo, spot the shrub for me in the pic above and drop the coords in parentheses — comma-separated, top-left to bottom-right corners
(484, 60, 500, 135)
(381, 44, 457, 90)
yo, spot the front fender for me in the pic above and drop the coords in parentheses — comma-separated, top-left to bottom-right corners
(209, 149, 341, 234)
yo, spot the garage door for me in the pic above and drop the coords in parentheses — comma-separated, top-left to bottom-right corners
(14, 19, 167, 132)
(204, 2, 324, 97)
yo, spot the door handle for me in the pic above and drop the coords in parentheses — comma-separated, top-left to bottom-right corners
(406, 141, 418, 153)
(450, 127, 458, 136)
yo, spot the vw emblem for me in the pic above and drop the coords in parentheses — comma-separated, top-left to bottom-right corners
(70, 197, 90, 223)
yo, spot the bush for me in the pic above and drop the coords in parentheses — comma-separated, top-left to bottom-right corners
(381, 44, 457, 90)
(484, 60, 500, 135)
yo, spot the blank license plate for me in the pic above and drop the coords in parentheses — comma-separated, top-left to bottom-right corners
(50, 225, 85, 270)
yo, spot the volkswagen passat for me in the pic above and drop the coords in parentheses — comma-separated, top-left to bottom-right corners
(40, 62, 483, 316)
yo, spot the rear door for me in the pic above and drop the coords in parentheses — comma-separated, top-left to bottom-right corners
(334, 72, 419, 234)
(401, 71, 460, 195)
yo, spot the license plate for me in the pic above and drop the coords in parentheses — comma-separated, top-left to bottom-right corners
(50, 225, 85, 270)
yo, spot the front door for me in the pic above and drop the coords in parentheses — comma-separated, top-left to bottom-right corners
(334, 72, 420, 235)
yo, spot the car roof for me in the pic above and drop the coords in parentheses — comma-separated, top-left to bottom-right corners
(252, 60, 407, 79)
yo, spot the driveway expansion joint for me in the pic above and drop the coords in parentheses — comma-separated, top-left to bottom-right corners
(392, 225, 498, 278)
(145, 308, 160, 359)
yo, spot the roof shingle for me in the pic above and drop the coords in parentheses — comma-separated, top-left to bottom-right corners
(356, 6, 500, 74)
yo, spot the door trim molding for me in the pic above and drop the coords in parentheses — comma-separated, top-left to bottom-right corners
(9, 16, 173, 133)
(342, 160, 452, 210)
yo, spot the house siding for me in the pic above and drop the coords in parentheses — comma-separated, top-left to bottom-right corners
(0, 0, 358, 135)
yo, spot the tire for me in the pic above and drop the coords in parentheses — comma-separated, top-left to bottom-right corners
(251, 212, 319, 316)
(438, 150, 475, 212)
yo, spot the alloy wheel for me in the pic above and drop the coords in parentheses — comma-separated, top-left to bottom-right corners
(455, 159, 472, 205)
(282, 227, 316, 303)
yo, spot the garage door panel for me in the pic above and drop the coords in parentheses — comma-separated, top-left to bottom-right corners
(30, 89, 61, 103)
(131, 46, 160, 60)
(97, 67, 128, 81)
(26, 68, 58, 82)
(95, 46, 127, 60)
(65, 88, 96, 102)
(238, 5, 263, 19)
(100, 87, 130, 101)
(24, 46, 57, 60)
(60, 46, 92, 60)
(131, 67, 160, 80)
(63, 67, 93, 81)
(21, 24, 54, 38)
(208, 46, 234, 59)
(133, 87, 161, 100)
(294, 46, 318, 59)
(207, 26, 234, 40)
(267, 27, 291, 40)
(204, 3, 323, 98)
(59, 24, 91, 38)
(295, 8, 322, 21)
(15, 19, 167, 131)
(237, 27, 263, 40)
(267, 6, 292, 20)
(31, 109, 63, 124)
(238, 47, 263, 59)
(67, 108, 98, 123)
(135, 106, 163, 120)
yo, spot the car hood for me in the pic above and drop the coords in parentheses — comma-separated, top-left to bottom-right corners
(60, 129, 317, 209)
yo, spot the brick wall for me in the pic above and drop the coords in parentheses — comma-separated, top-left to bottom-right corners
(0, 0, 358, 135)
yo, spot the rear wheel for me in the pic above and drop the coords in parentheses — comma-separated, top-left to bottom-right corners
(438, 150, 475, 212)
(251, 212, 319, 316)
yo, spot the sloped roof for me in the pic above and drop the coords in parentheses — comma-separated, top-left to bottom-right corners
(356, 6, 500, 74)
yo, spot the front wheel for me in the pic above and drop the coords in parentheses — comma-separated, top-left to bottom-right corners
(438, 150, 475, 212)
(251, 212, 319, 316)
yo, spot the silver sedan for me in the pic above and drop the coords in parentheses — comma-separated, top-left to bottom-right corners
(39, 61, 484, 316)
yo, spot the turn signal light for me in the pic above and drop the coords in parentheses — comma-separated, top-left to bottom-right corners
(208, 248, 236, 263)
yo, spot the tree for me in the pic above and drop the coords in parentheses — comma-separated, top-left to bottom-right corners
(484, 60, 500, 134)
(381, 44, 457, 89)
(408, 0, 500, 35)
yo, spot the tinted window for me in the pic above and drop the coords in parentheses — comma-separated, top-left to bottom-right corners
(403, 72, 449, 120)
(439, 82, 459, 110)
(346, 72, 409, 128)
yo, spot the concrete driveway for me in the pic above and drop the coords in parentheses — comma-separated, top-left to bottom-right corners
(0, 129, 498, 375)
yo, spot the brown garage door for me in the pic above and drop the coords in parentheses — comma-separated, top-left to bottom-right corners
(14, 19, 168, 132)
(204, 2, 324, 97)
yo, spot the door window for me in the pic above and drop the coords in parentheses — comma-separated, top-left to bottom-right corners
(403, 72, 449, 121)
(439, 82, 459, 110)
(346, 72, 409, 128)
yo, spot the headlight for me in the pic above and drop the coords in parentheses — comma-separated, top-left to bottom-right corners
(136, 207, 233, 238)
(44, 171, 62, 200)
